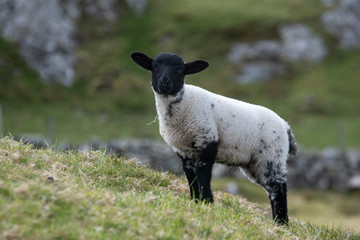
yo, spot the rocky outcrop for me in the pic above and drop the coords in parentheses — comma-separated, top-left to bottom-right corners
(227, 24, 327, 83)
(279, 24, 328, 63)
(17, 135, 360, 191)
(0, 0, 120, 86)
(0, 0, 77, 86)
(228, 0, 360, 84)
(227, 41, 286, 84)
(322, 0, 360, 49)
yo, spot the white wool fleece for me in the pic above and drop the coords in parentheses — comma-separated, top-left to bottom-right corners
(154, 84, 290, 179)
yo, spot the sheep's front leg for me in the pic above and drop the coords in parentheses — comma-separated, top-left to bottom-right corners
(177, 154, 200, 201)
(195, 141, 218, 203)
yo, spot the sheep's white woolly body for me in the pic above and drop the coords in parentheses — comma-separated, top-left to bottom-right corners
(154, 84, 290, 184)
(131, 51, 292, 224)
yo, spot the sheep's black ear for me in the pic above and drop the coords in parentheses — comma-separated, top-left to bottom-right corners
(130, 52, 153, 71)
(185, 60, 209, 75)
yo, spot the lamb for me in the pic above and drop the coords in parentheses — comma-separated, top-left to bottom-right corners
(130, 52, 297, 225)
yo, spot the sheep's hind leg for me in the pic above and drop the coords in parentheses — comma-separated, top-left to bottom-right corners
(266, 180, 288, 225)
(177, 154, 200, 201)
(244, 159, 288, 225)
(195, 141, 218, 203)
(263, 161, 288, 225)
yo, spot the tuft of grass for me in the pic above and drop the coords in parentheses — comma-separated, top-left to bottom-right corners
(0, 137, 359, 239)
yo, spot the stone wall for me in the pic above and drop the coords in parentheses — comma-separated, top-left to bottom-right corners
(18, 135, 360, 191)
(288, 148, 360, 191)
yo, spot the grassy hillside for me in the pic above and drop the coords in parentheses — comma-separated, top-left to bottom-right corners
(0, 138, 359, 239)
(1, 0, 360, 148)
(212, 177, 360, 233)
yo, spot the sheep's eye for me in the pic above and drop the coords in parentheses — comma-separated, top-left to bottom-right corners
(177, 69, 183, 74)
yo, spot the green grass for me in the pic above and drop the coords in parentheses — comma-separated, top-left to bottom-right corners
(212, 177, 360, 233)
(1, 137, 359, 239)
(1, 0, 360, 149)
(1, 103, 159, 143)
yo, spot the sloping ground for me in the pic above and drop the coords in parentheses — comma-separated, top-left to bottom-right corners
(0, 138, 358, 239)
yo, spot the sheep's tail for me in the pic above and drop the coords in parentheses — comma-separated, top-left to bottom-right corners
(286, 124, 298, 156)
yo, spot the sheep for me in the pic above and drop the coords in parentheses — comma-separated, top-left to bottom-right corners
(130, 51, 297, 225)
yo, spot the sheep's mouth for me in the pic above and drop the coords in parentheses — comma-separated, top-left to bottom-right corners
(158, 83, 173, 94)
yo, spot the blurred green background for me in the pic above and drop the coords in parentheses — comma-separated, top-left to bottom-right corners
(1, 0, 359, 233)
(1, 0, 359, 148)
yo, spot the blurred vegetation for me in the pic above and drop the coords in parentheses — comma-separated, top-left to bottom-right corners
(1, 0, 360, 148)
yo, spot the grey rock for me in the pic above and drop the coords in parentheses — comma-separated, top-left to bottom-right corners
(213, 164, 242, 178)
(228, 24, 327, 83)
(0, 0, 119, 86)
(347, 150, 360, 169)
(77, 144, 92, 153)
(57, 141, 73, 152)
(279, 24, 328, 62)
(236, 61, 286, 84)
(226, 182, 239, 195)
(125, 0, 148, 16)
(0, 0, 77, 86)
(227, 41, 282, 63)
(107, 139, 183, 174)
(322, 0, 360, 49)
(227, 41, 286, 83)
(15, 134, 49, 149)
(212, 164, 231, 178)
(287, 148, 360, 191)
(348, 175, 360, 190)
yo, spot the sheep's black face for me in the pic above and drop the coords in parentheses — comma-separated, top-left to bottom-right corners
(151, 53, 185, 95)
(130, 52, 209, 96)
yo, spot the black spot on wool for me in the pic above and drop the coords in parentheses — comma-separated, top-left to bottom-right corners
(166, 89, 184, 117)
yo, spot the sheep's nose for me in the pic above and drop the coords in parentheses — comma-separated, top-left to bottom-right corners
(160, 78, 170, 85)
